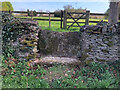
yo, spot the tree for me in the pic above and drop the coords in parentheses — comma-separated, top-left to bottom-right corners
(63, 5, 86, 12)
(33, 10, 37, 16)
(1, 1, 14, 11)
(54, 5, 86, 17)
(1, 2, 8, 11)
(63, 5, 74, 11)
(27, 9, 30, 16)
(54, 9, 62, 17)
(6, 1, 14, 11)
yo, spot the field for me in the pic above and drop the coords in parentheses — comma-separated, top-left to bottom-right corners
(17, 16, 108, 32)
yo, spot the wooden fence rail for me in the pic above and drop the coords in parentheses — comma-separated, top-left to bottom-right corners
(1, 10, 107, 29)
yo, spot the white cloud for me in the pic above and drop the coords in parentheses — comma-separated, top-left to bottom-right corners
(0, 0, 110, 2)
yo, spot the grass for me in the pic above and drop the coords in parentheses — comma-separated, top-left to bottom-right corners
(1, 56, 120, 88)
(1, 45, 120, 88)
(16, 16, 108, 32)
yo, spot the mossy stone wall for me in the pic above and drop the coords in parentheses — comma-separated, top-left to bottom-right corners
(38, 30, 81, 58)
(38, 30, 120, 63)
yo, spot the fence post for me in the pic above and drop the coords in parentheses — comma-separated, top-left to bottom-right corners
(60, 10, 63, 29)
(63, 10, 67, 29)
(49, 12, 51, 28)
(85, 10, 90, 25)
(31, 10, 33, 20)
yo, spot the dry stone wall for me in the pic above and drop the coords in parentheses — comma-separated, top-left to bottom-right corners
(38, 30, 81, 58)
(2, 14, 120, 63)
(38, 30, 120, 63)
(80, 32, 120, 63)
(9, 19, 119, 63)
(12, 21, 41, 61)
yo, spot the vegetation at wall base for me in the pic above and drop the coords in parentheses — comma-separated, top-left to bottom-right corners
(2, 53, 120, 88)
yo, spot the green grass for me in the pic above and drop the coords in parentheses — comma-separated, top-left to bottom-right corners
(16, 16, 108, 32)
(2, 58, 120, 88)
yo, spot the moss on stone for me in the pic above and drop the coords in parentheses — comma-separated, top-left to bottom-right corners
(67, 34, 80, 45)
(80, 53, 89, 61)
(89, 45, 93, 49)
(103, 37, 110, 41)
(22, 40, 37, 45)
(118, 50, 120, 54)
(85, 49, 91, 52)
(38, 33, 46, 53)
(85, 59, 94, 64)
(31, 39, 37, 43)
(101, 49, 109, 53)
(96, 58, 106, 62)
(27, 43, 36, 47)
(26, 54, 35, 60)
(46, 37, 59, 54)
(19, 47, 29, 52)
(98, 43, 104, 47)
(106, 41, 113, 47)
(71, 50, 77, 55)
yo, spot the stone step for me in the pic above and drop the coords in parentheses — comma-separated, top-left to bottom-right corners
(30, 56, 81, 66)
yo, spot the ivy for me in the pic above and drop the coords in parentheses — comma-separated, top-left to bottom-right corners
(2, 13, 22, 57)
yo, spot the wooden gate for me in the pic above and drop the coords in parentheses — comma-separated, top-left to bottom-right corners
(63, 10, 90, 29)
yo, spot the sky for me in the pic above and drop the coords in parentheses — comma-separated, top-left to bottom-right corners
(1, 0, 110, 2)
(1, 0, 110, 13)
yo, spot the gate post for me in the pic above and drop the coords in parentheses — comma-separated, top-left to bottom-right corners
(60, 10, 63, 29)
(49, 12, 51, 28)
(108, 2, 119, 25)
(85, 10, 90, 25)
(63, 10, 67, 29)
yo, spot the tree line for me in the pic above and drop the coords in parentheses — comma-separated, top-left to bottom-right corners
(54, 5, 86, 17)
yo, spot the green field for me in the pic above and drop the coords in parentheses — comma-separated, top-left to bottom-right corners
(16, 16, 108, 32)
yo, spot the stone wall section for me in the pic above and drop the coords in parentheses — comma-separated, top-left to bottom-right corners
(80, 32, 120, 62)
(12, 21, 41, 61)
(38, 30, 81, 58)
(38, 30, 120, 63)
(11, 20, 119, 63)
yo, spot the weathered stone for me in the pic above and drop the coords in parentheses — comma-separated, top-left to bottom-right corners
(10, 20, 41, 61)
(80, 25, 103, 33)
(81, 32, 119, 62)
(38, 30, 81, 58)
(29, 57, 81, 66)
(9, 18, 120, 64)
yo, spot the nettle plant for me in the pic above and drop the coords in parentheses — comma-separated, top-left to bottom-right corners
(2, 13, 21, 57)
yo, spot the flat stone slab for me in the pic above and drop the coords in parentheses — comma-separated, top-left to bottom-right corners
(30, 56, 81, 66)
(22, 21, 38, 25)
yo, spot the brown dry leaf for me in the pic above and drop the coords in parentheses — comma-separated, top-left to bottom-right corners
(33, 59, 40, 63)
(4, 60, 8, 64)
(0, 68, 8, 75)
